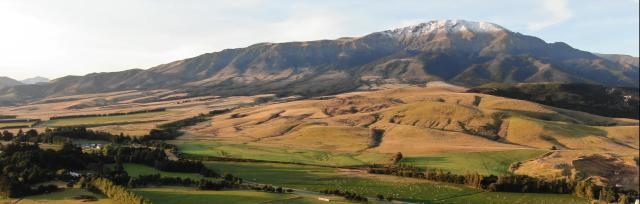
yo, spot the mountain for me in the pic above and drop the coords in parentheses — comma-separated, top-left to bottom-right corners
(0, 76, 23, 89)
(20, 76, 50, 85)
(1, 20, 638, 105)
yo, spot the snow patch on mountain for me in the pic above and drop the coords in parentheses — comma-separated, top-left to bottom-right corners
(380, 19, 507, 38)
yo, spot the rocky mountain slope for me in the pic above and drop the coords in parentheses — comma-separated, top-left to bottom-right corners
(1, 20, 638, 105)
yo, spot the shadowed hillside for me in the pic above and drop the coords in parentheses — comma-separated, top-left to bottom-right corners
(468, 83, 640, 119)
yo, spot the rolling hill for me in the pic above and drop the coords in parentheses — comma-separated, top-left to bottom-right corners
(468, 83, 640, 119)
(172, 82, 638, 190)
(1, 20, 638, 106)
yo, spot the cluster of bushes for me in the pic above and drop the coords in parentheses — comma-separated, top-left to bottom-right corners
(127, 174, 200, 188)
(0, 115, 17, 119)
(208, 108, 233, 116)
(197, 174, 243, 190)
(0, 118, 39, 123)
(2, 129, 38, 141)
(573, 180, 636, 203)
(145, 128, 182, 140)
(247, 184, 289, 194)
(0, 178, 59, 198)
(320, 189, 368, 202)
(49, 108, 166, 120)
(88, 177, 151, 204)
(157, 114, 209, 130)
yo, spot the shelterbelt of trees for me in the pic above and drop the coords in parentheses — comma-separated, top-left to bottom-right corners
(368, 163, 638, 203)
(48, 108, 167, 120)
(0, 108, 280, 202)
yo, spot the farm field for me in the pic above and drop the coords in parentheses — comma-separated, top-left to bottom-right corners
(401, 149, 548, 175)
(205, 161, 589, 203)
(172, 140, 391, 167)
(435, 192, 588, 204)
(43, 111, 172, 127)
(206, 161, 481, 202)
(115, 163, 209, 180)
(132, 187, 297, 204)
(132, 187, 359, 204)
(0, 188, 114, 204)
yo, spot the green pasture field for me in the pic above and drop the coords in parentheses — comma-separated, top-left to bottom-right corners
(401, 149, 547, 175)
(115, 163, 208, 180)
(132, 187, 297, 204)
(205, 161, 480, 203)
(206, 161, 587, 203)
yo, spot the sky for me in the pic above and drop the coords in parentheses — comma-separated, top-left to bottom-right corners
(0, 0, 638, 80)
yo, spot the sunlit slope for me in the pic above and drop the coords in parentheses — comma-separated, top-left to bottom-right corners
(183, 82, 638, 158)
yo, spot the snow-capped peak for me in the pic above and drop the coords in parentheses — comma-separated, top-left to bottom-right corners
(381, 20, 507, 38)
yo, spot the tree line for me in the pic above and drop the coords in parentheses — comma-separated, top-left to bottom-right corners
(320, 189, 369, 202)
(367, 164, 638, 203)
(86, 177, 151, 204)
(49, 108, 166, 120)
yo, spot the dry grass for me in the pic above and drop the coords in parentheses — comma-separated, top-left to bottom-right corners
(1, 82, 637, 185)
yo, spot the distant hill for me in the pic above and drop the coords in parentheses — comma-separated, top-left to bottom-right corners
(1, 20, 638, 105)
(596, 53, 639, 69)
(0, 76, 23, 89)
(468, 83, 640, 119)
(21, 76, 50, 84)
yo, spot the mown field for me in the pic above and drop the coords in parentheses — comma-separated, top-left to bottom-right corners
(401, 149, 548, 175)
(116, 163, 209, 180)
(0, 188, 114, 204)
(43, 111, 170, 127)
(172, 140, 390, 167)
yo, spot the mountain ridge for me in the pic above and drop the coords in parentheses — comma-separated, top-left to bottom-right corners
(1, 20, 638, 105)
(0, 76, 23, 89)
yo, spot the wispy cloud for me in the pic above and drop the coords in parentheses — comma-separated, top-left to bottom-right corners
(527, 0, 573, 31)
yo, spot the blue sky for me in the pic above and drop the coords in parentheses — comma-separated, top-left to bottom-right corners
(0, 0, 638, 80)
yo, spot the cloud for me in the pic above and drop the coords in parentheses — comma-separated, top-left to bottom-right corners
(527, 0, 573, 31)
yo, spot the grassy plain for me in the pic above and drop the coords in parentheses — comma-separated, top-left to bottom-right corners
(401, 149, 548, 175)
(116, 163, 207, 180)
(132, 187, 298, 204)
(206, 161, 481, 202)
